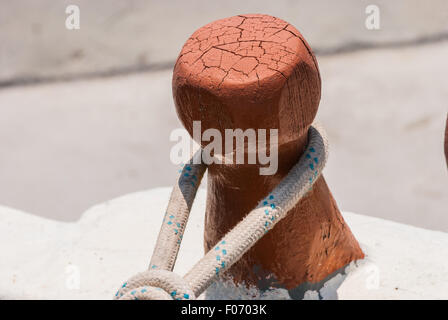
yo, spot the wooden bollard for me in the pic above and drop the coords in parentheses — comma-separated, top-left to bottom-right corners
(172, 14, 364, 292)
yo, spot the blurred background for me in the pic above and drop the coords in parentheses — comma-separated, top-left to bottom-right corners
(0, 0, 446, 231)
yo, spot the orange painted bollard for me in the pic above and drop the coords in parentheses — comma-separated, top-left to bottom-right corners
(172, 14, 364, 292)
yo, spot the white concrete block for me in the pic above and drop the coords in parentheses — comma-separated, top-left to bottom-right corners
(1, 187, 447, 299)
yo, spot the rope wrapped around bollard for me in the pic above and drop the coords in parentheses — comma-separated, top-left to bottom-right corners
(114, 123, 328, 300)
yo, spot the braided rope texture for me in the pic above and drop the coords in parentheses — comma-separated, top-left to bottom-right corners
(115, 123, 328, 300)
(115, 269, 195, 300)
(149, 154, 206, 271)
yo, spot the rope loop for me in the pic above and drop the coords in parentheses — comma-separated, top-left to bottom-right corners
(115, 269, 195, 300)
(114, 123, 328, 300)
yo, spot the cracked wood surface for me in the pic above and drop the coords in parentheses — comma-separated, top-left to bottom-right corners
(172, 14, 363, 289)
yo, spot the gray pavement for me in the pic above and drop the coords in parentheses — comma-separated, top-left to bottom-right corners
(319, 42, 448, 232)
(0, 41, 446, 231)
(1, 0, 448, 84)
(0, 2, 447, 231)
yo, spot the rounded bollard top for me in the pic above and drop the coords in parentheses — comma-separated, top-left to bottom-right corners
(172, 14, 321, 147)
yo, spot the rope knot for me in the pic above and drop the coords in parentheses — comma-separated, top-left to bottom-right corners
(114, 269, 195, 300)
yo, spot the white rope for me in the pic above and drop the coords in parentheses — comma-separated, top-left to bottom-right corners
(114, 123, 328, 300)
(115, 270, 195, 300)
